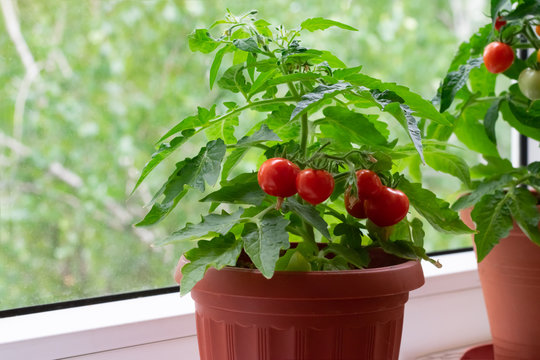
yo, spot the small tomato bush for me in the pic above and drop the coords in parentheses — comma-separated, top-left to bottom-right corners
(135, 11, 472, 295)
(434, 0, 540, 262)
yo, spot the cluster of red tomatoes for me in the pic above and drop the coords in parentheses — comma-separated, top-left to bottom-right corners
(257, 157, 409, 227)
(483, 19, 540, 100)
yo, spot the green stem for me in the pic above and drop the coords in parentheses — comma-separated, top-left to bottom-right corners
(300, 113, 309, 157)
(200, 96, 299, 134)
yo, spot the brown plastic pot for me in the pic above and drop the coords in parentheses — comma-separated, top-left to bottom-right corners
(461, 207, 540, 360)
(190, 249, 424, 360)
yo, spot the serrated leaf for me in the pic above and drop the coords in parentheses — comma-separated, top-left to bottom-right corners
(233, 37, 264, 54)
(290, 83, 351, 121)
(210, 45, 233, 89)
(180, 233, 242, 295)
(454, 103, 500, 157)
(236, 124, 281, 147)
(300, 17, 358, 32)
(319, 106, 388, 147)
(188, 29, 220, 54)
(242, 211, 290, 278)
(282, 197, 332, 239)
(247, 68, 280, 97)
(265, 104, 300, 141)
(221, 147, 248, 181)
(135, 189, 186, 226)
(379, 240, 418, 260)
(398, 179, 473, 234)
(424, 149, 470, 187)
(200, 173, 266, 205)
(411, 218, 425, 247)
(324, 243, 369, 268)
(163, 139, 226, 200)
(509, 187, 540, 246)
(218, 64, 251, 94)
(205, 115, 238, 144)
(452, 173, 513, 211)
(438, 57, 483, 113)
(504, 0, 540, 20)
(344, 73, 450, 125)
(157, 105, 217, 143)
(314, 51, 346, 68)
(157, 209, 243, 247)
(484, 98, 503, 143)
(472, 191, 513, 262)
(470, 156, 515, 179)
(500, 101, 540, 142)
(133, 129, 195, 193)
(508, 100, 540, 129)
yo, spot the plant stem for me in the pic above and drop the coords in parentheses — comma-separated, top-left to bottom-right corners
(300, 113, 309, 157)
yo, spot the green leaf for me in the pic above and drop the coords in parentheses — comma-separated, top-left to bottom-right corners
(500, 100, 540, 142)
(247, 68, 280, 97)
(319, 106, 388, 147)
(200, 173, 266, 205)
(265, 104, 300, 141)
(314, 51, 347, 68)
(484, 98, 503, 143)
(324, 243, 369, 269)
(135, 189, 186, 226)
(233, 37, 264, 54)
(133, 129, 195, 193)
(379, 240, 418, 260)
(452, 173, 513, 211)
(282, 197, 331, 239)
(164, 139, 226, 195)
(218, 64, 251, 94)
(424, 149, 471, 187)
(236, 124, 281, 147)
(446, 24, 491, 73)
(188, 29, 220, 54)
(410, 218, 425, 247)
(343, 73, 450, 125)
(156, 209, 243, 247)
(454, 103, 500, 157)
(242, 211, 290, 278)
(504, 0, 540, 20)
(205, 115, 238, 144)
(221, 147, 249, 181)
(157, 105, 216, 143)
(290, 83, 351, 121)
(253, 19, 272, 37)
(470, 156, 515, 179)
(210, 45, 233, 89)
(508, 99, 540, 129)
(180, 233, 242, 295)
(398, 179, 474, 234)
(438, 57, 483, 113)
(300, 17, 358, 32)
(509, 187, 540, 246)
(472, 191, 513, 262)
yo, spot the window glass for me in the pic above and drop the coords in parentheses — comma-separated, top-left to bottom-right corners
(0, 0, 494, 310)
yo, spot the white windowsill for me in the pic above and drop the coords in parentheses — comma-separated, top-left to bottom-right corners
(0, 250, 490, 360)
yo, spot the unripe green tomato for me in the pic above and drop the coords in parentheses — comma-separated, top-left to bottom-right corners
(518, 68, 540, 101)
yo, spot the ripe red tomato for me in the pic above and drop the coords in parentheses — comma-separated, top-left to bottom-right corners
(296, 168, 335, 205)
(536, 25, 540, 36)
(483, 42, 514, 74)
(365, 186, 409, 227)
(257, 158, 300, 197)
(344, 186, 367, 219)
(355, 169, 383, 199)
(494, 16, 506, 31)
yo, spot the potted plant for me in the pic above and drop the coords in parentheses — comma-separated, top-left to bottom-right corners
(134, 10, 471, 360)
(434, 1, 540, 358)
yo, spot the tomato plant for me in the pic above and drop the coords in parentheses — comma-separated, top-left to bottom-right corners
(296, 169, 335, 205)
(494, 16, 506, 31)
(355, 169, 383, 199)
(536, 24, 540, 36)
(257, 158, 300, 198)
(365, 187, 409, 227)
(344, 186, 367, 219)
(518, 68, 540, 101)
(483, 42, 514, 74)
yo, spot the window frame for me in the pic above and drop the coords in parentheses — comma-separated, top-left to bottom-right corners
(0, 250, 491, 360)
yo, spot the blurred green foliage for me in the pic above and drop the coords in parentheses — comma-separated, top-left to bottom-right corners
(0, 0, 493, 310)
